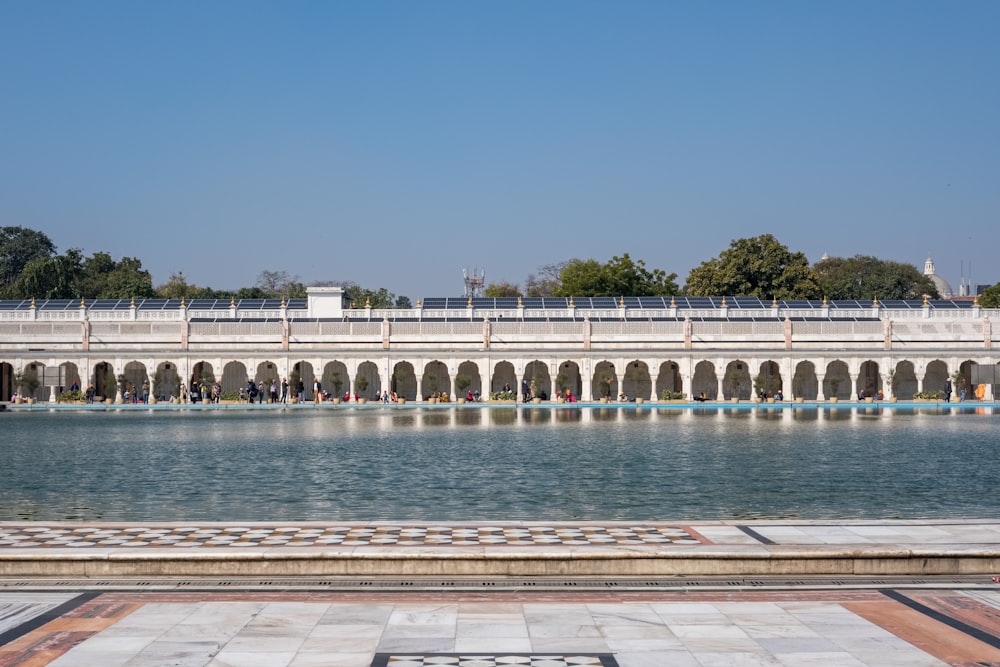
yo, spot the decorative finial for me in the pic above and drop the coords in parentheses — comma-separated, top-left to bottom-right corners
(416, 298, 422, 308)
(467, 297, 473, 307)
(872, 296, 879, 307)
(619, 295, 625, 307)
(822, 296, 828, 307)
(30, 297, 36, 308)
(973, 295, 979, 306)
(517, 296, 523, 307)
(280, 297, 286, 307)
(365, 296, 371, 307)
(720, 296, 727, 307)
(180, 297, 185, 307)
(80, 297, 85, 308)
(130, 297, 136, 308)
(670, 296, 676, 307)
(772, 296, 778, 307)
(568, 296, 574, 307)
(923, 295, 929, 307)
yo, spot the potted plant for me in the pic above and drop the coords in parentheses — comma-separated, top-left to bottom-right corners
(331, 371, 343, 404)
(829, 378, 840, 403)
(455, 374, 471, 403)
(355, 374, 369, 404)
(752, 375, 764, 402)
(598, 375, 612, 403)
(727, 370, 741, 403)
(555, 372, 568, 403)
(530, 376, 541, 404)
(426, 374, 438, 403)
(888, 367, 900, 403)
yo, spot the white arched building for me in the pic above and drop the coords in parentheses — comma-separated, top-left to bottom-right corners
(1, 286, 997, 403)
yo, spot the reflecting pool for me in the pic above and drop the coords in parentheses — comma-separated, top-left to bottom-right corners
(1, 406, 997, 521)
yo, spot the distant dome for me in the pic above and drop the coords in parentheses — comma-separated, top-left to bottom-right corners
(923, 256, 953, 298)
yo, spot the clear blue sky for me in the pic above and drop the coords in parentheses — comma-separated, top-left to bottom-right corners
(2, 1, 997, 299)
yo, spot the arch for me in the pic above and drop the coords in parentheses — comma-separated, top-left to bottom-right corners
(723, 360, 751, 400)
(857, 361, 880, 398)
(524, 360, 550, 400)
(692, 361, 718, 399)
(392, 361, 417, 400)
(191, 361, 215, 385)
(58, 362, 81, 395)
(592, 361, 617, 400)
(154, 361, 182, 401)
(891, 360, 918, 399)
(956, 359, 976, 400)
(491, 361, 516, 394)
(555, 361, 581, 401)
(290, 361, 315, 400)
(16, 361, 45, 402)
(355, 361, 381, 400)
(422, 360, 450, 399)
(655, 361, 683, 398)
(623, 360, 651, 401)
(92, 361, 116, 401)
(454, 361, 481, 400)
(323, 361, 349, 399)
(792, 361, 817, 400)
(123, 361, 149, 403)
(255, 360, 281, 386)
(923, 360, 949, 396)
(754, 360, 782, 398)
(824, 360, 850, 400)
(223, 361, 248, 395)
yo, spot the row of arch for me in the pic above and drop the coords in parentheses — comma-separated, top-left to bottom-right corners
(3, 357, 995, 402)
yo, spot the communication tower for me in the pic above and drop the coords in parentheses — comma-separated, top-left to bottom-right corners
(463, 268, 485, 298)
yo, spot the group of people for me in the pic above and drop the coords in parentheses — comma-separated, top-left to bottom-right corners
(241, 378, 288, 404)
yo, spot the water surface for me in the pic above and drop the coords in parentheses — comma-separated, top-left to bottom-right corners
(1, 406, 996, 521)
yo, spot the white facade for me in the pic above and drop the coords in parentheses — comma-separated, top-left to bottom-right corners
(1, 289, 997, 403)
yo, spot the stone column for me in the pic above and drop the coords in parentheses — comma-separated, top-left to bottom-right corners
(816, 372, 826, 401)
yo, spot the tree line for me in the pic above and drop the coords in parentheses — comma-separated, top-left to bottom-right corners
(2, 226, 995, 306)
(0, 226, 411, 308)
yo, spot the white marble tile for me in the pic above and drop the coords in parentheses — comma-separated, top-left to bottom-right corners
(208, 650, 296, 667)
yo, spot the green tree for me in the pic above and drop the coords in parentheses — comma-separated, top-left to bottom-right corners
(813, 255, 939, 300)
(394, 295, 412, 308)
(82, 254, 155, 298)
(554, 254, 679, 297)
(0, 227, 56, 294)
(484, 282, 522, 298)
(7, 249, 83, 299)
(155, 273, 219, 300)
(979, 283, 1000, 308)
(684, 234, 821, 299)
(341, 283, 396, 309)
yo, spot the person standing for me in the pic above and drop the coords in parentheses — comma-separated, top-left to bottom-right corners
(313, 377, 322, 404)
(297, 379, 305, 403)
(270, 379, 278, 404)
(281, 377, 288, 404)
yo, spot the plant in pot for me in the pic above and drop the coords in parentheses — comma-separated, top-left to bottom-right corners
(530, 375, 541, 403)
(951, 368, 964, 401)
(454, 374, 471, 403)
(727, 370, 741, 402)
(829, 378, 840, 403)
(752, 375, 765, 402)
(355, 374, 369, 403)
(598, 375, 612, 402)
(888, 367, 901, 402)
(22, 370, 41, 404)
(555, 372, 568, 403)
(426, 374, 439, 402)
(331, 372, 343, 403)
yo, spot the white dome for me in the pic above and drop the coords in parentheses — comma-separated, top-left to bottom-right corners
(923, 257, 953, 298)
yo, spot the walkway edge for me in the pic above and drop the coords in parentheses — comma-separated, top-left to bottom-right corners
(2, 545, 998, 578)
